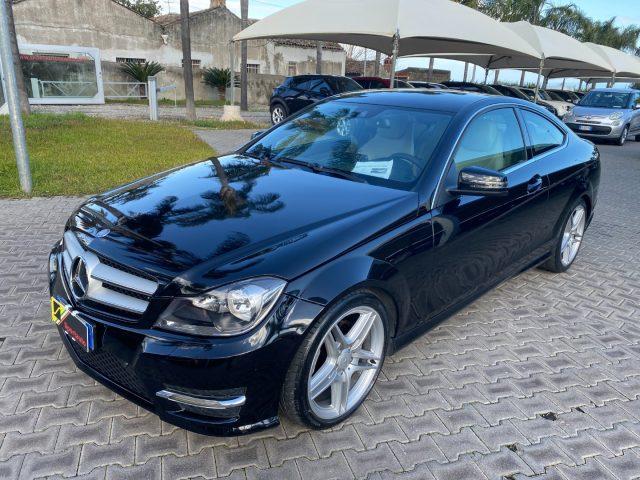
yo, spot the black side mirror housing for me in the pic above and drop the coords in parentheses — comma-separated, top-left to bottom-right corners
(251, 131, 265, 140)
(448, 166, 508, 197)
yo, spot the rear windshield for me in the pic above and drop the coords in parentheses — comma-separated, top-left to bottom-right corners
(329, 77, 362, 93)
(578, 91, 632, 109)
(245, 100, 452, 190)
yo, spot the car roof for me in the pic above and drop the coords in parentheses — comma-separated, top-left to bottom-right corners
(289, 74, 348, 80)
(332, 89, 531, 113)
(587, 88, 637, 93)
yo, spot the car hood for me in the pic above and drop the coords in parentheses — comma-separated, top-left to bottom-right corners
(572, 106, 630, 119)
(74, 155, 418, 293)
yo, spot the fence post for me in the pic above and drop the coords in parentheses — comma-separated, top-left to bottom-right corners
(148, 75, 158, 121)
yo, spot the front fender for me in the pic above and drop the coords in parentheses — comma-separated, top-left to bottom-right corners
(285, 254, 413, 339)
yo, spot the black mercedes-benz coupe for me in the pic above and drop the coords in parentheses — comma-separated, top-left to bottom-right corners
(49, 90, 600, 435)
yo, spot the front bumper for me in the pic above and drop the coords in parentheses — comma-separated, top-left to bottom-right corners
(48, 245, 323, 436)
(565, 121, 624, 139)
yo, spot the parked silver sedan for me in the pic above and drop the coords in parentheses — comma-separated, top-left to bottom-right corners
(563, 88, 640, 146)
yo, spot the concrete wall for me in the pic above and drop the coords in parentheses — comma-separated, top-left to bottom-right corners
(12, 0, 347, 103)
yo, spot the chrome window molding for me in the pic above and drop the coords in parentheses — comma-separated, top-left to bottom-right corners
(430, 103, 568, 210)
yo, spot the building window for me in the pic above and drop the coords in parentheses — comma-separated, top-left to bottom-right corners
(182, 59, 201, 68)
(116, 57, 146, 64)
(287, 61, 297, 76)
(246, 63, 260, 74)
(33, 52, 69, 58)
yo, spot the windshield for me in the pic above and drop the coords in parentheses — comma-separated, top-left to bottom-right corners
(330, 77, 362, 93)
(537, 90, 552, 101)
(547, 91, 564, 101)
(245, 101, 452, 190)
(578, 91, 632, 109)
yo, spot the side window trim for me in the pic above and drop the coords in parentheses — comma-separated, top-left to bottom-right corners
(517, 107, 568, 163)
(431, 104, 527, 209)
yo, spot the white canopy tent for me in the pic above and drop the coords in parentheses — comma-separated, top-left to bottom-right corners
(563, 43, 640, 84)
(232, 0, 539, 90)
(404, 22, 615, 98)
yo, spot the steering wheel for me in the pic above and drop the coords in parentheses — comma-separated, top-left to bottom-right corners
(389, 153, 423, 180)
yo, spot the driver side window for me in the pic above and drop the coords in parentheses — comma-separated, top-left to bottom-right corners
(454, 108, 527, 172)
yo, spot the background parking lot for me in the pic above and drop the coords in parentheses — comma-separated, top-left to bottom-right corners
(0, 139, 639, 480)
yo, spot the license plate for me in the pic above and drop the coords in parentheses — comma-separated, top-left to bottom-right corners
(578, 125, 592, 131)
(51, 297, 95, 352)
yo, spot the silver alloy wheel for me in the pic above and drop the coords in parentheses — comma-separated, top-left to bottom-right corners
(271, 105, 285, 124)
(307, 306, 384, 420)
(620, 126, 629, 145)
(560, 204, 586, 267)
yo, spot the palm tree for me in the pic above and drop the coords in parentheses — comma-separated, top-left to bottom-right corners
(203, 67, 231, 99)
(119, 61, 165, 82)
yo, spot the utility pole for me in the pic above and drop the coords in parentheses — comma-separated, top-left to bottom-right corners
(5, 0, 28, 115)
(240, 0, 248, 111)
(0, 0, 31, 193)
(180, 0, 196, 120)
(316, 41, 322, 74)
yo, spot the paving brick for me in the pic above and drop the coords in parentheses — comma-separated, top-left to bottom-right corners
(431, 427, 490, 462)
(353, 418, 408, 449)
(162, 449, 216, 479)
(310, 424, 364, 458)
(296, 451, 353, 480)
(344, 443, 402, 479)
(135, 429, 188, 464)
(214, 440, 269, 476)
(389, 435, 447, 469)
(106, 456, 161, 480)
(79, 438, 135, 474)
(263, 431, 318, 466)
(20, 446, 81, 479)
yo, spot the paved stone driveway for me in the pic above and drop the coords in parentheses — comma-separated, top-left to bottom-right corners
(0, 141, 639, 480)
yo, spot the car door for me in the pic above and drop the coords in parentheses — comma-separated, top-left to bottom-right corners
(630, 93, 640, 133)
(286, 79, 322, 114)
(413, 107, 550, 322)
(519, 108, 583, 241)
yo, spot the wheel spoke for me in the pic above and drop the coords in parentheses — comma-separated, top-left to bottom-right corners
(309, 362, 337, 400)
(351, 348, 381, 362)
(331, 325, 349, 349)
(346, 311, 376, 349)
(331, 371, 350, 415)
(571, 209, 584, 230)
(324, 333, 340, 358)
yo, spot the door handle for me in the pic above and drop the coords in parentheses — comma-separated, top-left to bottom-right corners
(527, 175, 543, 193)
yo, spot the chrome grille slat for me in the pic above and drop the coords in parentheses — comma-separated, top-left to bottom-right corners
(61, 230, 158, 316)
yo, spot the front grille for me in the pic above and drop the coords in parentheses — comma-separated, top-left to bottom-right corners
(61, 230, 158, 316)
(70, 340, 151, 402)
(566, 123, 612, 135)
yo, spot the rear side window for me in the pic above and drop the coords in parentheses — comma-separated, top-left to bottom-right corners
(454, 108, 527, 172)
(521, 110, 565, 156)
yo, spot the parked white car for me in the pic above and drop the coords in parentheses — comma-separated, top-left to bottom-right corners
(519, 87, 574, 118)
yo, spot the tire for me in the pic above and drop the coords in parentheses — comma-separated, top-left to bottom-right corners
(270, 103, 287, 125)
(280, 290, 389, 429)
(540, 198, 587, 273)
(616, 125, 629, 146)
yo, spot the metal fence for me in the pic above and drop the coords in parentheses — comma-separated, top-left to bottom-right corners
(103, 81, 147, 99)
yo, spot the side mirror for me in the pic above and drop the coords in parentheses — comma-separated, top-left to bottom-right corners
(251, 131, 265, 140)
(448, 166, 508, 197)
(633, 104, 640, 110)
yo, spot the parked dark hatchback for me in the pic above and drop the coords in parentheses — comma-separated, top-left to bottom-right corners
(49, 90, 600, 436)
(352, 76, 415, 89)
(442, 81, 502, 95)
(269, 74, 361, 124)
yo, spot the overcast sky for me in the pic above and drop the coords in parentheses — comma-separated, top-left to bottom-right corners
(165, 0, 640, 89)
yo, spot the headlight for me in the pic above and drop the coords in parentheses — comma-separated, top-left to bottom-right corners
(155, 277, 287, 336)
(609, 112, 623, 120)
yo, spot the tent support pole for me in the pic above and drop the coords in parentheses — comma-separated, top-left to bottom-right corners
(534, 59, 544, 104)
(609, 72, 616, 88)
(463, 62, 468, 82)
(229, 41, 235, 105)
(561, 78, 565, 90)
(389, 30, 399, 88)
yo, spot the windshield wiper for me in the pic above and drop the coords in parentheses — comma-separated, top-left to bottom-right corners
(275, 157, 368, 184)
